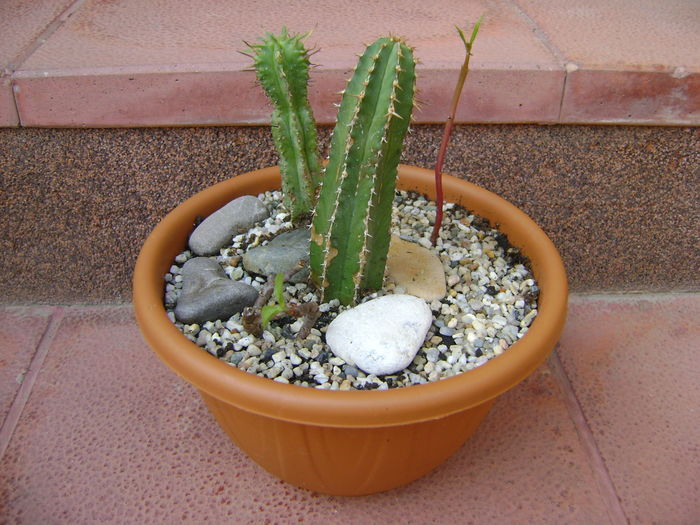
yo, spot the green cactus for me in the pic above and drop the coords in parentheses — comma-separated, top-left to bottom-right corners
(248, 28, 322, 222)
(310, 36, 416, 305)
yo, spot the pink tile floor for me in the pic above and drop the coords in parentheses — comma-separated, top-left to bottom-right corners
(0, 294, 698, 524)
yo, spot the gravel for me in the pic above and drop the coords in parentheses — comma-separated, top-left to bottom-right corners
(164, 189, 539, 391)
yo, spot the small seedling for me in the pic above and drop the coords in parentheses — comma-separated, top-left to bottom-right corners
(242, 265, 321, 338)
(260, 273, 288, 328)
(430, 18, 482, 245)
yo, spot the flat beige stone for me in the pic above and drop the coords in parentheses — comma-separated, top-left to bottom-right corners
(386, 235, 446, 300)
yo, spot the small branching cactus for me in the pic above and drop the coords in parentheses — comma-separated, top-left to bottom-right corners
(309, 36, 417, 305)
(247, 28, 322, 222)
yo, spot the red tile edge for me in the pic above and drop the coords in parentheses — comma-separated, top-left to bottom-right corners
(12, 69, 269, 127)
(8, 65, 699, 127)
(12, 66, 564, 127)
(548, 351, 628, 525)
(0, 76, 19, 126)
(417, 68, 563, 124)
(0, 308, 63, 460)
(561, 69, 700, 125)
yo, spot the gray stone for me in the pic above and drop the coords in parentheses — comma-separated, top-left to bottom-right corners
(189, 196, 269, 256)
(174, 257, 258, 324)
(439, 326, 455, 336)
(242, 228, 310, 283)
(326, 294, 433, 376)
(229, 352, 245, 365)
(342, 365, 360, 378)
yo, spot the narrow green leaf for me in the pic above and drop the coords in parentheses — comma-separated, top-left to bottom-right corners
(261, 304, 286, 328)
(273, 273, 286, 308)
(469, 17, 483, 46)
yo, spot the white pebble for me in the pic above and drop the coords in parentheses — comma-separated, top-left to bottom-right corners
(246, 345, 262, 356)
(225, 320, 243, 332)
(418, 237, 432, 249)
(326, 295, 432, 376)
(447, 274, 460, 287)
(425, 348, 440, 362)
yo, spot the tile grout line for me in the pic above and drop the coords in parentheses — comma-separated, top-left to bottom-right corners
(557, 66, 570, 122)
(548, 350, 629, 525)
(506, 0, 568, 65)
(0, 307, 65, 460)
(8, 0, 87, 72)
(9, 76, 21, 127)
(506, 0, 572, 122)
(9, 0, 87, 127)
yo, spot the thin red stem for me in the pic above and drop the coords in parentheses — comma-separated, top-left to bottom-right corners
(429, 20, 480, 246)
(430, 119, 454, 245)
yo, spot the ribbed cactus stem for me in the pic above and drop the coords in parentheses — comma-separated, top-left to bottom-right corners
(248, 28, 322, 222)
(310, 36, 416, 305)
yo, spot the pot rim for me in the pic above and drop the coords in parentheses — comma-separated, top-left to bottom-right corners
(133, 164, 568, 428)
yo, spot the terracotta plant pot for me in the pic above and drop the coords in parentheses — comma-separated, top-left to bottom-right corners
(133, 164, 568, 496)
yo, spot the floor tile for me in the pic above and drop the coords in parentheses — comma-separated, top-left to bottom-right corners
(0, 0, 75, 67)
(19, 0, 556, 72)
(0, 306, 53, 425)
(558, 294, 700, 524)
(0, 0, 75, 127)
(516, 0, 700, 124)
(13, 0, 562, 126)
(0, 305, 610, 524)
(0, 0, 75, 68)
(12, 70, 269, 127)
(5, 0, 700, 126)
(517, 0, 700, 70)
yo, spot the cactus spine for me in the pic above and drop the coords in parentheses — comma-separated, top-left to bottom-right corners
(310, 36, 416, 305)
(248, 28, 322, 222)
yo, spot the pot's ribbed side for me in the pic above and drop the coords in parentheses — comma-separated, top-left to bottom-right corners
(133, 165, 568, 429)
(200, 389, 495, 496)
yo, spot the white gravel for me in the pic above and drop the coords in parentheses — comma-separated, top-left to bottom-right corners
(164, 189, 539, 390)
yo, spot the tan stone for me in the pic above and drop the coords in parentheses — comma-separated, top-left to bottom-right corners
(386, 236, 446, 301)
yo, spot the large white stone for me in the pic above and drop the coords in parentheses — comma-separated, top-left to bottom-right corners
(326, 294, 432, 376)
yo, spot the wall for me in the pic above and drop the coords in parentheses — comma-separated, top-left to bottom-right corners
(1, 124, 698, 303)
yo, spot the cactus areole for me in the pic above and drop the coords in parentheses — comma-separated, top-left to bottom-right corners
(310, 37, 417, 305)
